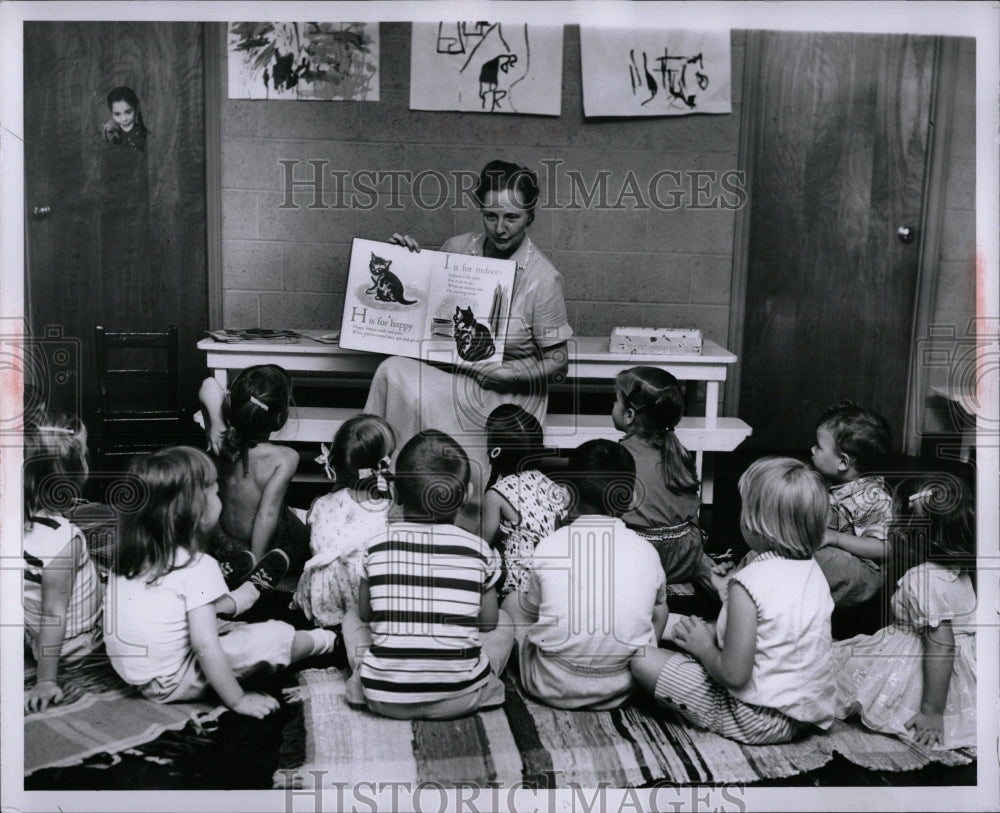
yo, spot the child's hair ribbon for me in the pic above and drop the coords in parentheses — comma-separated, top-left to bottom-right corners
(909, 488, 936, 504)
(315, 443, 335, 481)
(34, 425, 75, 434)
(358, 456, 391, 492)
(249, 395, 269, 411)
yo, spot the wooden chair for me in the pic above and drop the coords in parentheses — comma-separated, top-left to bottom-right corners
(93, 325, 188, 474)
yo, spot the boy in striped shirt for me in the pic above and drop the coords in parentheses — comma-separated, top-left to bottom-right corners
(343, 430, 515, 720)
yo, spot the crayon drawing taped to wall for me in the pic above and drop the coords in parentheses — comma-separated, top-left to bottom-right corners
(409, 22, 563, 116)
(580, 27, 731, 117)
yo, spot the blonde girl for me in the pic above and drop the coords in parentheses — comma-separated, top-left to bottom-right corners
(103, 447, 337, 718)
(613, 366, 713, 592)
(23, 412, 103, 712)
(631, 457, 836, 744)
(833, 475, 976, 748)
(294, 414, 396, 629)
(480, 404, 567, 605)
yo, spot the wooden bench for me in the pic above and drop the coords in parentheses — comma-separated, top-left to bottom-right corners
(266, 406, 751, 501)
(198, 332, 753, 502)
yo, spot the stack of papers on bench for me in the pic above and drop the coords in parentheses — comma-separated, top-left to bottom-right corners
(206, 328, 302, 343)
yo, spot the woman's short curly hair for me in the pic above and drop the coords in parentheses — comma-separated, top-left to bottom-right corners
(474, 160, 539, 216)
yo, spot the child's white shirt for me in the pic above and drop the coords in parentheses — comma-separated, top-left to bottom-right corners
(716, 551, 836, 727)
(104, 549, 226, 686)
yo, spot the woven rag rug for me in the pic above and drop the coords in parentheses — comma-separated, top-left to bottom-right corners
(274, 666, 975, 788)
(24, 654, 226, 776)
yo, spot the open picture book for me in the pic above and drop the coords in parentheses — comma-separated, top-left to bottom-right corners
(339, 238, 516, 363)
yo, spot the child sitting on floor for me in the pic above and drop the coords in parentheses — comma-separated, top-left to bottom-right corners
(293, 414, 395, 629)
(199, 365, 308, 586)
(343, 430, 514, 720)
(23, 412, 104, 712)
(632, 457, 835, 744)
(810, 400, 894, 606)
(480, 404, 568, 610)
(507, 439, 668, 711)
(834, 476, 976, 749)
(103, 447, 336, 717)
(613, 366, 715, 595)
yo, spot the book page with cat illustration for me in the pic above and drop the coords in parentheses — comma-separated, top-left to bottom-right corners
(339, 238, 516, 364)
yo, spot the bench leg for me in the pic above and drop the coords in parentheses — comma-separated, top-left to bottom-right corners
(700, 453, 715, 505)
(705, 382, 720, 428)
(960, 425, 974, 463)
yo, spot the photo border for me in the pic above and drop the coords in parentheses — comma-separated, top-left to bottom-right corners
(2, 2, 997, 811)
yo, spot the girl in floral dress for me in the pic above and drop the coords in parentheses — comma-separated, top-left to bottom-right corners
(480, 404, 568, 611)
(833, 476, 976, 749)
(293, 414, 395, 629)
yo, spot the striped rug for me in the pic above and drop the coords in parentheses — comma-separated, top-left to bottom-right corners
(274, 667, 974, 788)
(24, 654, 226, 776)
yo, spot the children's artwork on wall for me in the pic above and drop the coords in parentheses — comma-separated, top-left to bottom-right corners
(298, 23, 379, 101)
(228, 23, 302, 99)
(409, 22, 562, 116)
(580, 28, 731, 117)
(227, 22, 379, 101)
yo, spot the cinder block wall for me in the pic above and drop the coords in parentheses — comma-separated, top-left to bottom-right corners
(219, 23, 745, 347)
(218, 24, 976, 439)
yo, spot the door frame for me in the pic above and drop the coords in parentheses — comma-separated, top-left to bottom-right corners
(723, 29, 762, 421)
(726, 31, 961, 456)
(205, 23, 224, 330)
(903, 36, 960, 455)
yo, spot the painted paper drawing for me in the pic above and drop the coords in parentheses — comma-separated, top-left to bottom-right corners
(228, 22, 379, 101)
(410, 22, 563, 115)
(228, 23, 304, 99)
(298, 23, 379, 101)
(580, 28, 731, 117)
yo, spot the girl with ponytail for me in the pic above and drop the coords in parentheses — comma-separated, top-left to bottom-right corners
(613, 367, 715, 597)
(294, 414, 396, 629)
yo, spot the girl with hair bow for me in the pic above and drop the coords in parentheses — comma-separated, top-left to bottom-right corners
(293, 415, 396, 630)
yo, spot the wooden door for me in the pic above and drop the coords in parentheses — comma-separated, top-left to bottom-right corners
(739, 32, 934, 452)
(24, 22, 208, 435)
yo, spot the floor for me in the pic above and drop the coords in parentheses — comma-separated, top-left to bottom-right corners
(25, 440, 979, 791)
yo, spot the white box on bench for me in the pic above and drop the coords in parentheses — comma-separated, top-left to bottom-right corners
(609, 326, 703, 355)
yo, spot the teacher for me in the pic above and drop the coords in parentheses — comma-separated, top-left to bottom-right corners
(364, 159, 573, 529)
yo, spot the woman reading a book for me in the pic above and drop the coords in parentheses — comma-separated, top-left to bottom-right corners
(364, 160, 573, 531)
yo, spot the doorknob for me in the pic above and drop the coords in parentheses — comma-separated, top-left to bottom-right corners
(32, 205, 51, 220)
(897, 225, 916, 243)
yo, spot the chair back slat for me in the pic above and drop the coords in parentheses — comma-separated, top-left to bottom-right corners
(92, 325, 185, 470)
(95, 325, 179, 413)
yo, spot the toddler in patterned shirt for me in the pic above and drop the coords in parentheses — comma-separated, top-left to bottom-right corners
(809, 400, 894, 607)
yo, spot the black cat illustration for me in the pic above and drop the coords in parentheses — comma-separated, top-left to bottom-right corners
(365, 252, 417, 305)
(453, 306, 496, 362)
